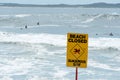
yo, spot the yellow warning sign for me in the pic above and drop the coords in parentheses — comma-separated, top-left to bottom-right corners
(66, 33, 88, 68)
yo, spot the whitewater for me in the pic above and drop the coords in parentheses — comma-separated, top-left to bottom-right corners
(0, 7, 120, 80)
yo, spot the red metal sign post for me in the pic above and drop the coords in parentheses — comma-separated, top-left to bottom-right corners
(76, 67, 78, 80)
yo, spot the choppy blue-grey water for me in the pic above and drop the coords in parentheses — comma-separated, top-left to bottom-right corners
(0, 7, 120, 80)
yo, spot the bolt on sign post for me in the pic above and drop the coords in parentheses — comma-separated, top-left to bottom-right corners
(66, 33, 88, 80)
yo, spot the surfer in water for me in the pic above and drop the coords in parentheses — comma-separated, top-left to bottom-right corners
(109, 32, 113, 36)
(25, 25, 27, 29)
(37, 22, 39, 25)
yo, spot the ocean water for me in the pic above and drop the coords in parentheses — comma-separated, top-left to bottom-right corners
(0, 7, 120, 80)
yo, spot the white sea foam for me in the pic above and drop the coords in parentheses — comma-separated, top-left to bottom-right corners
(53, 67, 68, 79)
(15, 14, 31, 18)
(29, 76, 48, 80)
(39, 24, 60, 27)
(0, 32, 66, 47)
(89, 59, 120, 71)
(0, 31, 120, 50)
(111, 12, 119, 15)
(0, 76, 13, 80)
(89, 38, 120, 50)
(0, 57, 33, 75)
(81, 18, 94, 23)
(0, 14, 30, 18)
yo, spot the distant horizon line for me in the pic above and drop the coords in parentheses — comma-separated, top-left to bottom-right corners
(0, 2, 120, 8)
(0, 2, 120, 5)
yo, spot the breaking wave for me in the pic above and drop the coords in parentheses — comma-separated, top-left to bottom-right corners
(0, 31, 65, 47)
(89, 38, 120, 51)
(0, 13, 120, 26)
(81, 14, 120, 24)
(0, 31, 120, 51)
